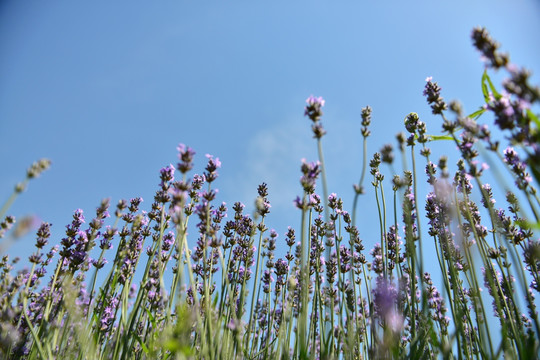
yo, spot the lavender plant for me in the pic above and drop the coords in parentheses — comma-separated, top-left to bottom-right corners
(0, 27, 539, 359)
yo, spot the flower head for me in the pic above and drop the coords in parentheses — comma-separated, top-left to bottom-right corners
(304, 95, 325, 122)
(423, 77, 447, 114)
(177, 143, 196, 174)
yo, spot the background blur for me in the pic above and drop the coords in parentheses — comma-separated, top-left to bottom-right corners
(1, 1, 540, 273)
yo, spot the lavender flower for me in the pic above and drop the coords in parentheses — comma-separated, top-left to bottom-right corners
(35, 222, 51, 249)
(423, 273, 449, 334)
(100, 296, 119, 333)
(299, 159, 321, 194)
(204, 154, 221, 183)
(372, 276, 402, 332)
(89, 198, 111, 231)
(100, 226, 116, 250)
(404, 112, 420, 134)
(275, 258, 289, 278)
(380, 144, 394, 164)
(304, 95, 325, 122)
(361, 105, 372, 137)
(177, 143, 196, 174)
(523, 239, 540, 290)
(59, 209, 85, 262)
(159, 164, 175, 189)
(471, 27, 509, 69)
(503, 147, 532, 189)
(0, 215, 15, 239)
(25, 158, 52, 179)
(423, 77, 448, 115)
(503, 65, 540, 104)
(482, 265, 517, 320)
(262, 270, 273, 293)
(256, 183, 271, 217)
(370, 244, 384, 275)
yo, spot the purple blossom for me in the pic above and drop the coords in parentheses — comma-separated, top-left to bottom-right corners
(92, 257, 108, 269)
(504, 147, 532, 189)
(128, 197, 143, 213)
(0, 215, 16, 238)
(191, 174, 205, 191)
(262, 270, 274, 293)
(99, 226, 116, 250)
(89, 198, 111, 231)
(360, 105, 372, 137)
(489, 94, 519, 130)
(204, 154, 221, 183)
(423, 77, 448, 114)
(404, 112, 420, 134)
(285, 227, 296, 247)
(177, 143, 196, 174)
(100, 296, 119, 333)
(299, 159, 321, 193)
(159, 164, 175, 188)
(471, 27, 509, 69)
(480, 184, 496, 208)
(370, 244, 383, 275)
(372, 276, 402, 331)
(503, 65, 540, 104)
(35, 222, 51, 249)
(162, 231, 175, 252)
(423, 273, 450, 334)
(482, 264, 517, 321)
(326, 252, 337, 285)
(275, 258, 289, 276)
(256, 196, 271, 217)
(304, 95, 325, 122)
(339, 245, 351, 273)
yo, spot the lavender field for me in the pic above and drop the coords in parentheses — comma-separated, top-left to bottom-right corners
(1, 3, 540, 360)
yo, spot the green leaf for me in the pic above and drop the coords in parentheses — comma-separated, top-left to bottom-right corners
(481, 70, 491, 103)
(485, 71, 501, 100)
(482, 70, 501, 102)
(428, 135, 454, 141)
(135, 334, 150, 354)
(527, 109, 540, 128)
(146, 307, 156, 327)
(468, 107, 486, 119)
(164, 340, 194, 356)
(515, 219, 540, 230)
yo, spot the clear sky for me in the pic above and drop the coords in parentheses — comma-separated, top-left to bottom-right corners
(1, 1, 540, 272)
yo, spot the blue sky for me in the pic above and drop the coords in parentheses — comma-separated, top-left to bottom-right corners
(1, 1, 540, 275)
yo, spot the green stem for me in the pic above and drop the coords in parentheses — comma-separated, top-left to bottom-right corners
(352, 136, 368, 227)
(244, 216, 266, 353)
(298, 195, 309, 359)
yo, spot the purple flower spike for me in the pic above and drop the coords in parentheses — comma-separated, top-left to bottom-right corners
(372, 276, 403, 331)
(299, 159, 321, 193)
(423, 77, 448, 115)
(204, 154, 221, 183)
(304, 95, 325, 122)
(160, 164, 175, 187)
(177, 143, 196, 174)
(35, 222, 52, 249)
(306, 95, 325, 107)
(471, 27, 509, 69)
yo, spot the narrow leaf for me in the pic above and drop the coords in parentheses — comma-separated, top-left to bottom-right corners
(481, 70, 491, 103)
(527, 109, 540, 128)
(428, 135, 454, 141)
(146, 307, 156, 326)
(135, 334, 150, 354)
(485, 70, 502, 100)
(468, 108, 486, 119)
